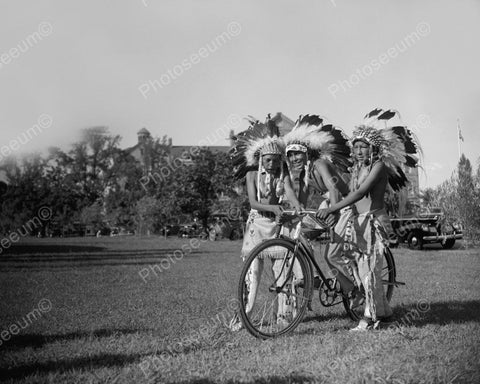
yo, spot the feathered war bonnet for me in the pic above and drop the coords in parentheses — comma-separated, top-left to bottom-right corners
(281, 114, 351, 188)
(229, 115, 285, 200)
(229, 115, 284, 177)
(351, 108, 422, 191)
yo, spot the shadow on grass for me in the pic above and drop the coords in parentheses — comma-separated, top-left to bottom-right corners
(299, 300, 480, 334)
(0, 248, 208, 269)
(0, 329, 233, 381)
(166, 377, 316, 384)
(415, 243, 464, 251)
(2, 245, 200, 257)
(3, 244, 107, 254)
(1, 328, 148, 351)
(391, 300, 480, 327)
(0, 352, 145, 381)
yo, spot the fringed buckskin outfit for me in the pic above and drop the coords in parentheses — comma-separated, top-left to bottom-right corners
(229, 115, 293, 327)
(241, 170, 285, 260)
(326, 108, 422, 324)
(328, 206, 394, 320)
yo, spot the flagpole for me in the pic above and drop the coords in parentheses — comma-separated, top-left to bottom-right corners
(457, 118, 461, 159)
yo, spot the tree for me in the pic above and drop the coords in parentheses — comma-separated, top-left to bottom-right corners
(420, 187, 436, 209)
(432, 177, 457, 223)
(103, 150, 145, 231)
(160, 149, 239, 229)
(63, 127, 121, 206)
(456, 154, 479, 244)
(134, 196, 162, 235)
(0, 154, 51, 235)
(80, 200, 105, 232)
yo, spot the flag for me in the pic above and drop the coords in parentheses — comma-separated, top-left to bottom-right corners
(457, 119, 463, 141)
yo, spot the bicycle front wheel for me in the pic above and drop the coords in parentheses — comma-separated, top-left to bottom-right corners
(343, 247, 396, 321)
(238, 238, 312, 339)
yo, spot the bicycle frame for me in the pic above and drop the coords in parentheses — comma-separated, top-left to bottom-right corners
(270, 210, 337, 301)
(237, 209, 403, 338)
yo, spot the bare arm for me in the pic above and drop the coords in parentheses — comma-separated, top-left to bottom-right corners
(283, 175, 303, 211)
(246, 171, 283, 216)
(312, 160, 349, 204)
(319, 162, 386, 216)
(319, 160, 349, 204)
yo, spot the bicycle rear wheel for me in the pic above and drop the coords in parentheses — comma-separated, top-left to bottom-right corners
(238, 238, 312, 339)
(343, 247, 396, 321)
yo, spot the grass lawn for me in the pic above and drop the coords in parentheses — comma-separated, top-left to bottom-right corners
(0, 236, 479, 383)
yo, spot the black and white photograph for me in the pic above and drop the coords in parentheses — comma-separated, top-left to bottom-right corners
(1, 1, 479, 383)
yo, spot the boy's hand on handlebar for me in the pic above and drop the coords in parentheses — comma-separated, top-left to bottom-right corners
(271, 205, 284, 217)
(325, 213, 338, 227)
(316, 208, 331, 220)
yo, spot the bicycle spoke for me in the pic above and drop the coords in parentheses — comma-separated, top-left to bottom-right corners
(344, 248, 396, 321)
(238, 238, 312, 338)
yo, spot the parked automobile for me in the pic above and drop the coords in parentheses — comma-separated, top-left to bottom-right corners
(177, 222, 208, 239)
(161, 224, 181, 237)
(390, 207, 462, 250)
(208, 212, 244, 241)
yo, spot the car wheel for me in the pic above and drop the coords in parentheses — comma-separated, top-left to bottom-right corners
(441, 238, 455, 249)
(407, 231, 423, 250)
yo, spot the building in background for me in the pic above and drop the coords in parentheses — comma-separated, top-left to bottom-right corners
(396, 166, 421, 216)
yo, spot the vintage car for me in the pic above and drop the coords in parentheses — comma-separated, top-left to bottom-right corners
(390, 208, 463, 250)
(177, 222, 208, 239)
(161, 224, 181, 237)
(208, 212, 244, 241)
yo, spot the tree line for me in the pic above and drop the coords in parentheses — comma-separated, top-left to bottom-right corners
(1, 127, 479, 244)
(419, 154, 480, 245)
(0, 127, 247, 237)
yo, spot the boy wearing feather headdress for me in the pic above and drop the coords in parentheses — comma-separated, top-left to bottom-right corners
(228, 117, 303, 331)
(317, 109, 421, 330)
(281, 115, 351, 291)
(281, 114, 351, 216)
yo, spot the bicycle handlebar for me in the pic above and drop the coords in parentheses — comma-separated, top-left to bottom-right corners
(275, 209, 335, 243)
(279, 209, 329, 226)
(281, 209, 322, 216)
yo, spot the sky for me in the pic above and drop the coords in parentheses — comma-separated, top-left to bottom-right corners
(0, 0, 479, 188)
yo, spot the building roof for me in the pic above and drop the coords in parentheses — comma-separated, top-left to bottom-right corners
(170, 145, 230, 158)
(137, 127, 150, 135)
(270, 112, 296, 135)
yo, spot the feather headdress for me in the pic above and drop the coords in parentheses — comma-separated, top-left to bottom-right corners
(281, 114, 351, 171)
(229, 115, 284, 180)
(351, 108, 422, 191)
(279, 114, 351, 191)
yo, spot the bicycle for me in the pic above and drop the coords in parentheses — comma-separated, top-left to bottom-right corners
(237, 209, 402, 339)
